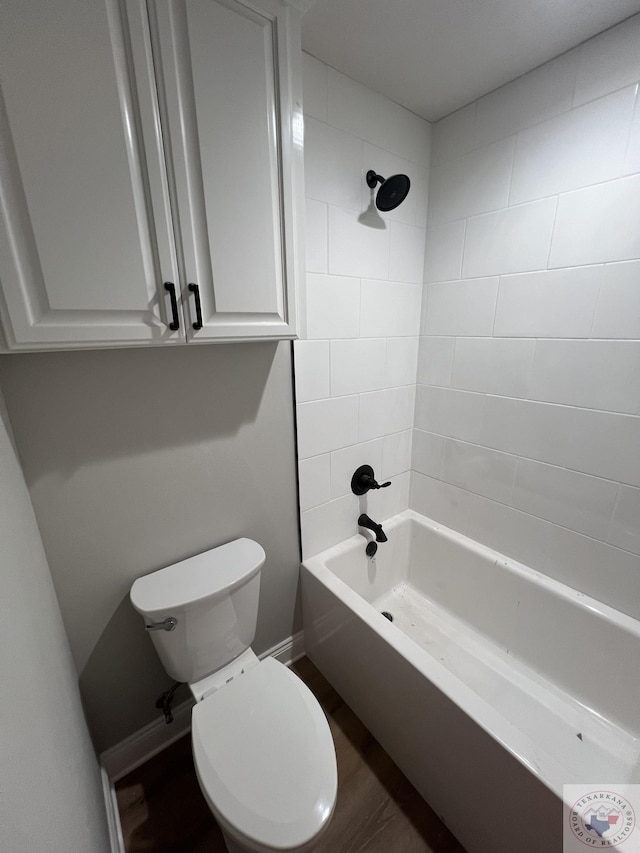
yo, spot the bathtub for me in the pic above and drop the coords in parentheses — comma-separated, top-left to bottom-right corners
(301, 509, 640, 853)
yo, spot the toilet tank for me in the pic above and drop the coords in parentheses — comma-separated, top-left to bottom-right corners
(130, 538, 265, 683)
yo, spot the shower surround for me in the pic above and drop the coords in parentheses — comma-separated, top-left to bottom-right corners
(296, 15, 640, 620)
(295, 54, 431, 557)
(414, 13, 640, 618)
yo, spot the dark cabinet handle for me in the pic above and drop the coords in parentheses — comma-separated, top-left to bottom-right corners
(164, 282, 179, 331)
(188, 283, 203, 330)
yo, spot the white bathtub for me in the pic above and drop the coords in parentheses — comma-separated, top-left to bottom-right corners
(301, 509, 640, 853)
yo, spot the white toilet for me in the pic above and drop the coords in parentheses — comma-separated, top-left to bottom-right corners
(130, 538, 337, 853)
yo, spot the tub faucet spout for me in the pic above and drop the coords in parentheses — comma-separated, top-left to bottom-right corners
(358, 513, 388, 543)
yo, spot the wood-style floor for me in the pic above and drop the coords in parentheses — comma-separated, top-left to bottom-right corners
(115, 657, 467, 853)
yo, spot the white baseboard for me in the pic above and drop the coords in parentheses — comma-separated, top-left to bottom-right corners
(260, 628, 305, 666)
(101, 697, 194, 782)
(100, 630, 305, 785)
(101, 766, 125, 853)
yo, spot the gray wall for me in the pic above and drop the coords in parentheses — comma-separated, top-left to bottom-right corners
(0, 341, 302, 752)
(0, 391, 110, 852)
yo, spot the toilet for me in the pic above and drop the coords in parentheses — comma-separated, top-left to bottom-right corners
(130, 538, 337, 853)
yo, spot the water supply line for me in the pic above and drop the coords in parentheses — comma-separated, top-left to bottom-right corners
(155, 681, 184, 724)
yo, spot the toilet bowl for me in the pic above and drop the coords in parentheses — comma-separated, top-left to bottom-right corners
(130, 538, 337, 853)
(192, 656, 336, 853)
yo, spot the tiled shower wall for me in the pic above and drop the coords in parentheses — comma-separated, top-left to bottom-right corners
(295, 54, 431, 558)
(413, 15, 640, 618)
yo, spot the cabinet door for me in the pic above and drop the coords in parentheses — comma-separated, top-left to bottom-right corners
(150, 0, 302, 341)
(0, 0, 183, 350)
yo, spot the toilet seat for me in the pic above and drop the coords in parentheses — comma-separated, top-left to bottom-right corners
(192, 657, 337, 852)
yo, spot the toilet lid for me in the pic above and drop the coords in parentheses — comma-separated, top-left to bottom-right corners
(192, 657, 337, 850)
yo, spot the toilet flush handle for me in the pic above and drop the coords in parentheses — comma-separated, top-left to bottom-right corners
(145, 617, 177, 632)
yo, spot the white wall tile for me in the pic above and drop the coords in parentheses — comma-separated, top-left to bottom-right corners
(528, 341, 640, 414)
(474, 51, 578, 148)
(410, 18, 640, 606)
(360, 281, 422, 337)
(509, 86, 636, 204)
(573, 15, 640, 107)
(305, 199, 328, 273)
(467, 496, 543, 573)
(411, 473, 472, 533)
(294, 340, 330, 403)
(591, 260, 640, 339)
(298, 454, 331, 511)
(412, 429, 445, 478)
(549, 174, 640, 268)
(463, 198, 557, 278)
(304, 118, 363, 210)
(494, 266, 603, 338)
(542, 521, 640, 619)
(301, 493, 358, 559)
(608, 486, 640, 556)
(624, 117, 640, 175)
(441, 438, 516, 504)
(414, 166, 429, 228)
(389, 222, 426, 283)
(512, 458, 619, 540)
(424, 220, 466, 283)
(297, 395, 359, 459)
(415, 386, 484, 443)
(381, 430, 413, 479)
(366, 470, 411, 521)
(451, 337, 535, 398)
(330, 439, 384, 499)
(431, 103, 476, 165)
(467, 496, 640, 619)
(302, 52, 328, 122)
(424, 278, 499, 336)
(328, 206, 390, 279)
(480, 397, 572, 467)
(330, 338, 387, 396)
(297, 56, 432, 560)
(327, 68, 431, 167)
(417, 336, 455, 386)
(429, 137, 515, 223)
(565, 408, 640, 487)
(359, 386, 416, 442)
(306, 273, 360, 339)
(385, 337, 419, 387)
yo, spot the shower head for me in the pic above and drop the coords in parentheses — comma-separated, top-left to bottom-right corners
(366, 170, 411, 211)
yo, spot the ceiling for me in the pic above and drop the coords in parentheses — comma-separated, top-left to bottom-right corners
(301, 0, 640, 121)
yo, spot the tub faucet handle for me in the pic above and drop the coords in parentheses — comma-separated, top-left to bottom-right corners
(351, 464, 391, 495)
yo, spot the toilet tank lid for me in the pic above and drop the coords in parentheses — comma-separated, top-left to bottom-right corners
(130, 538, 265, 616)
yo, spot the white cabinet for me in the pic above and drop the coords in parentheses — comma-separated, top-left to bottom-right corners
(0, 0, 302, 350)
